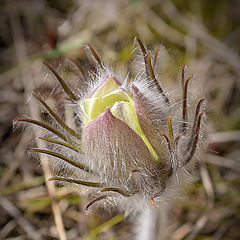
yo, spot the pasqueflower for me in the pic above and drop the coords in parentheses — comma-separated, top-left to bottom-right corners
(15, 38, 206, 214)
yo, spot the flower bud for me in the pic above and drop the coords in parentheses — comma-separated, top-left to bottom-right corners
(81, 75, 159, 163)
(17, 39, 206, 214)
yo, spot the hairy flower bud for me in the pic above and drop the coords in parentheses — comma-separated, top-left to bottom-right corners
(81, 75, 159, 162)
(15, 39, 206, 214)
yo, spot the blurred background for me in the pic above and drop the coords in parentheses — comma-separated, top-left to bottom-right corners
(0, 0, 239, 239)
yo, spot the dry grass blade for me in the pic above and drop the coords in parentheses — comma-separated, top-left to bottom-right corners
(172, 223, 192, 240)
(0, 195, 43, 240)
(81, 214, 124, 239)
(186, 163, 215, 240)
(161, 0, 240, 77)
(0, 176, 44, 195)
(204, 154, 240, 172)
(186, 214, 209, 240)
(213, 218, 240, 240)
(208, 131, 240, 144)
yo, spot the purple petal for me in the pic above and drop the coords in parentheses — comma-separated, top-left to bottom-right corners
(82, 107, 157, 184)
(131, 84, 169, 159)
